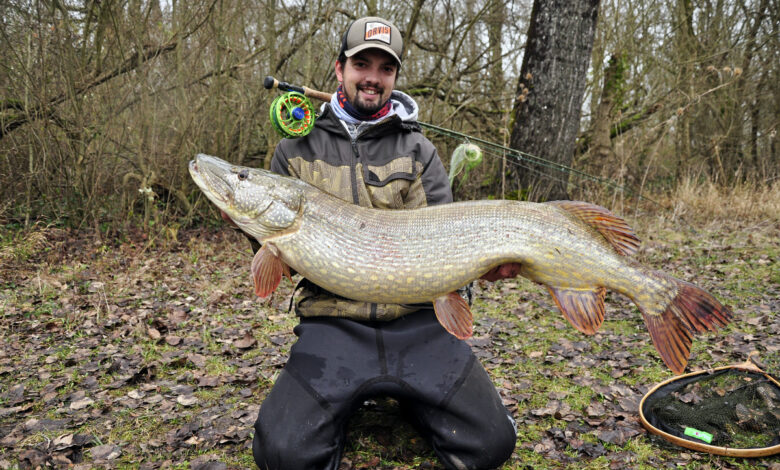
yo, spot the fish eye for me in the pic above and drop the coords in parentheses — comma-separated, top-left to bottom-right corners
(237, 169, 249, 180)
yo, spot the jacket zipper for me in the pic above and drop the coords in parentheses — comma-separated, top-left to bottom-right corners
(347, 129, 380, 316)
(349, 137, 361, 205)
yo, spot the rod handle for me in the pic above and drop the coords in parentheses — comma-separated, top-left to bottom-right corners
(264, 76, 332, 102)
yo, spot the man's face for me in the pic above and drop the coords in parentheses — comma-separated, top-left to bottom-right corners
(335, 49, 398, 115)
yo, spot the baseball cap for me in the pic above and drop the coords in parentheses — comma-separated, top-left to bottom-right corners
(340, 17, 403, 65)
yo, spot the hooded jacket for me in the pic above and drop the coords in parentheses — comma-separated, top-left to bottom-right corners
(270, 92, 452, 320)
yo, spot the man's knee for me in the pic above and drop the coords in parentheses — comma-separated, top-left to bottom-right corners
(252, 428, 309, 470)
(252, 430, 276, 470)
(473, 414, 516, 468)
(252, 422, 286, 469)
(252, 419, 342, 470)
(433, 359, 517, 469)
(442, 411, 516, 469)
(251, 369, 344, 470)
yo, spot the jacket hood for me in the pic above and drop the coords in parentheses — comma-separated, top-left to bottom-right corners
(388, 90, 419, 122)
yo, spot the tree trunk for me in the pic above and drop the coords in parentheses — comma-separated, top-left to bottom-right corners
(674, 0, 696, 180)
(487, 0, 504, 101)
(508, 0, 600, 201)
(720, 0, 767, 180)
(263, 0, 278, 170)
(589, 53, 626, 174)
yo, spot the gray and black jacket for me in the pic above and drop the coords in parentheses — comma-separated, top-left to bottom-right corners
(270, 94, 452, 320)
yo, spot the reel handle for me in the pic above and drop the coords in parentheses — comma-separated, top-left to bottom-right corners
(264, 76, 332, 102)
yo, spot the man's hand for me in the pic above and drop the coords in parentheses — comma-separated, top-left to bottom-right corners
(221, 210, 239, 228)
(480, 263, 522, 282)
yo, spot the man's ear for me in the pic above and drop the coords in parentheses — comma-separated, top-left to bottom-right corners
(334, 59, 344, 83)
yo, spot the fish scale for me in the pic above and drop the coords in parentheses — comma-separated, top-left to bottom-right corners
(278, 199, 616, 303)
(190, 153, 732, 375)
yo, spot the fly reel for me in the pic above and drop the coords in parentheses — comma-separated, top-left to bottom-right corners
(269, 92, 316, 138)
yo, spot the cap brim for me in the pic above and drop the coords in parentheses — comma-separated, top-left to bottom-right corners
(344, 43, 401, 65)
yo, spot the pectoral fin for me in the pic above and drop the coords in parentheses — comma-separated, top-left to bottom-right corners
(433, 292, 473, 339)
(547, 286, 606, 335)
(251, 243, 291, 298)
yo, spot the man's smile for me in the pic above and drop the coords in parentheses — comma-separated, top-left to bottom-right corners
(358, 85, 382, 97)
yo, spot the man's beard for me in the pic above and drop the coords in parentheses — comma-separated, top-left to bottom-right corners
(352, 85, 386, 114)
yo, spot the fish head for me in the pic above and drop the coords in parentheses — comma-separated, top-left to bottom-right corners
(189, 154, 303, 240)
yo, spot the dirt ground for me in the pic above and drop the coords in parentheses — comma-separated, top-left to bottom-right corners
(1, 213, 778, 469)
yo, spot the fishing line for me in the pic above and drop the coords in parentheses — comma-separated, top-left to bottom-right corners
(453, 138, 630, 204)
(468, 141, 699, 232)
(420, 121, 664, 209)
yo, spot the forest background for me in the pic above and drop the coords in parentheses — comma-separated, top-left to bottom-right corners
(1, 1, 779, 469)
(1, 0, 777, 231)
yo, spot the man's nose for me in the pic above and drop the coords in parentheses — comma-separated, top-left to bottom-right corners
(362, 66, 381, 84)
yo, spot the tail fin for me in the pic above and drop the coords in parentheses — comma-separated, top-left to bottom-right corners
(637, 273, 732, 374)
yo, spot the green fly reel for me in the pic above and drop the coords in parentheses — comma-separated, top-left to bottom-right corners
(269, 92, 316, 138)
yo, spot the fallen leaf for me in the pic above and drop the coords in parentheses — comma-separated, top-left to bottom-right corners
(90, 444, 122, 460)
(50, 433, 93, 451)
(18, 449, 48, 467)
(177, 395, 199, 407)
(147, 326, 162, 340)
(185, 435, 204, 446)
(187, 353, 207, 368)
(533, 437, 556, 453)
(3, 384, 25, 405)
(169, 309, 189, 324)
(597, 425, 643, 445)
(70, 397, 94, 410)
(586, 403, 606, 418)
(0, 406, 23, 418)
(233, 331, 257, 349)
(531, 400, 560, 417)
(198, 375, 221, 387)
(165, 335, 182, 346)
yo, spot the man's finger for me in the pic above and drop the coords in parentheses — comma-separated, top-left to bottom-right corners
(480, 263, 522, 282)
(221, 210, 239, 227)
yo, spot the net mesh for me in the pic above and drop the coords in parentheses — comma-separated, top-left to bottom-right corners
(642, 368, 780, 449)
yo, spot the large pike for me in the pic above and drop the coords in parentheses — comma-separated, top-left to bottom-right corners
(189, 154, 731, 374)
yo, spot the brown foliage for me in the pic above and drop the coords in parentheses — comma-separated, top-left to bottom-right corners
(0, 1, 776, 231)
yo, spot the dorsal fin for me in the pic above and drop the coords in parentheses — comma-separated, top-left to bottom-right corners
(547, 201, 640, 256)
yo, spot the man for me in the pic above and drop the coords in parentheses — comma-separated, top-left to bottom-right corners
(251, 17, 517, 470)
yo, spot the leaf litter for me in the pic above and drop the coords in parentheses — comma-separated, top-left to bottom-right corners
(0, 220, 777, 469)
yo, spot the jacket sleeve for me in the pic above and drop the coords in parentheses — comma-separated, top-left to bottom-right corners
(419, 140, 453, 207)
(270, 143, 292, 176)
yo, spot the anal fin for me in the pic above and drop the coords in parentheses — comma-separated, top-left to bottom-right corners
(547, 286, 606, 335)
(433, 292, 473, 339)
(251, 243, 292, 298)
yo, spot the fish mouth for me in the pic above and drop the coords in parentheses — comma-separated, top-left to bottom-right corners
(189, 156, 232, 205)
(190, 154, 275, 223)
